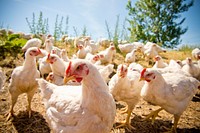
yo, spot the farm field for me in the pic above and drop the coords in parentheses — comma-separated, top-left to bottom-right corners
(0, 42, 200, 133)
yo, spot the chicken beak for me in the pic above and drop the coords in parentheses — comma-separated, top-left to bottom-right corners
(46, 58, 50, 63)
(37, 48, 45, 57)
(139, 77, 145, 81)
(63, 75, 75, 84)
(39, 52, 44, 57)
(118, 73, 123, 78)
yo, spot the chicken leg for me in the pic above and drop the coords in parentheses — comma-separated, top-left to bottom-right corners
(27, 90, 36, 118)
(116, 105, 135, 131)
(160, 114, 180, 133)
(143, 108, 163, 124)
(171, 114, 180, 133)
(6, 92, 20, 121)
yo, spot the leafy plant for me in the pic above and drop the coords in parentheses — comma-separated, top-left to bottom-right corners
(105, 20, 112, 40)
(105, 15, 127, 53)
(0, 33, 26, 59)
(26, 11, 49, 34)
(54, 15, 70, 41)
(82, 25, 88, 36)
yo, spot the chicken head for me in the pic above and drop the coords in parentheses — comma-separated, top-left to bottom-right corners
(117, 64, 128, 78)
(46, 53, 57, 64)
(140, 68, 156, 82)
(92, 55, 100, 62)
(185, 57, 193, 65)
(154, 55, 161, 61)
(64, 60, 89, 83)
(27, 47, 42, 56)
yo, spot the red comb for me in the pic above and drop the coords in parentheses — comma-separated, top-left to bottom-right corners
(66, 61, 72, 74)
(141, 68, 147, 77)
(120, 65, 124, 72)
(38, 48, 41, 53)
(47, 53, 51, 59)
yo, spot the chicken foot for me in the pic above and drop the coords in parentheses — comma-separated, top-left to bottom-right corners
(142, 108, 163, 124)
(116, 105, 135, 132)
(162, 114, 180, 133)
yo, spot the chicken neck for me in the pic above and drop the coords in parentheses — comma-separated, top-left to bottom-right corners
(23, 55, 37, 70)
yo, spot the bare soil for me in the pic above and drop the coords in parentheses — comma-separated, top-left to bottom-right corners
(0, 50, 200, 133)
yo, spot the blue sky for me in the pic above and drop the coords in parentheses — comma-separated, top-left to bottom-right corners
(0, 0, 200, 46)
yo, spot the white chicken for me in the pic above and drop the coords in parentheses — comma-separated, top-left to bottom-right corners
(168, 59, 182, 69)
(85, 53, 100, 64)
(128, 62, 144, 73)
(118, 43, 135, 53)
(7, 47, 44, 118)
(60, 49, 70, 62)
(143, 43, 166, 64)
(46, 72, 64, 86)
(144, 44, 159, 63)
(181, 57, 200, 79)
(38, 55, 52, 78)
(152, 55, 168, 68)
(139, 68, 200, 132)
(46, 53, 68, 77)
(37, 59, 116, 133)
(46, 72, 81, 86)
(109, 64, 144, 130)
(85, 41, 99, 54)
(44, 39, 54, 53)
(98, 64, 114, 84)
(125, 49, 136, 63)
(192, 48, 200, 60)
(76, 44, 89, 59)
(44, 39, 62, 57)
(98, 45, 116, 65)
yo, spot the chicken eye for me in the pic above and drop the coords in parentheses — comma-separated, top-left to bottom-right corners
(76, 66, 81, 70)
(146, 73, 153, 77)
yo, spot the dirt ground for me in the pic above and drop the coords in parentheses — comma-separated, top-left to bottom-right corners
(0, 52, 200, 133)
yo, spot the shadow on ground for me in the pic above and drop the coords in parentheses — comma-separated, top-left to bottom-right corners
(12, 111, 50, 133)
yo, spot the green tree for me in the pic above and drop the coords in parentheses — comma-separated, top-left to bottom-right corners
(126, 0, 193, 48)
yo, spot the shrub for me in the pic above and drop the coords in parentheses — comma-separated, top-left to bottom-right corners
(0, 34, 27, 59)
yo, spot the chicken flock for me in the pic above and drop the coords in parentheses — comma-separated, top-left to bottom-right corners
(1, 34, 200, 133)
